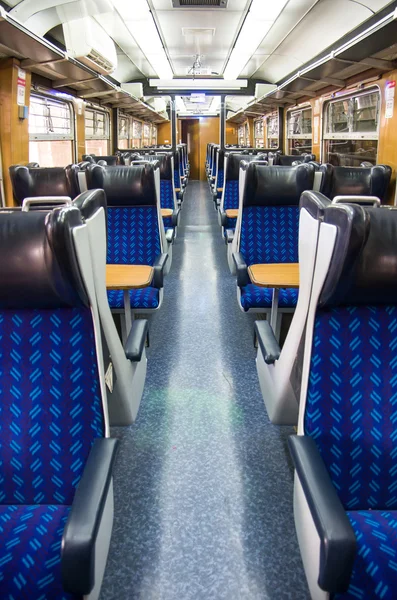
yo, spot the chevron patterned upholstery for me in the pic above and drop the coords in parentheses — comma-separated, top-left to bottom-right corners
(240, 285, 298, 312)
(0, 307, 104, 506)
(305, 305, 397, 598)
(174, 170, 181, 190)
(240, 206, 299, 266)
(217, 169, 224, 189)
(160, 180, 174, 209)
(107, 288, 160, 310)
(0, 504, 77, 599)
(223, 180, 239, 211)
(107, 206, 161, 266)
(333, 510, 397, 600)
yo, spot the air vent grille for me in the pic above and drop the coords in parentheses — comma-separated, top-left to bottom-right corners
(172, 0, 228, 7)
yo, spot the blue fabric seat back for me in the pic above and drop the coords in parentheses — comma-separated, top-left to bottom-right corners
(304, 205, 397, 511)
(107, 206, 161, 266)
(87, 163, 161, 267)
(0, 209, 104, 507)
(239, 163, 314, 266)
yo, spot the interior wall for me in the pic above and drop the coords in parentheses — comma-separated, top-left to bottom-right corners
(198, 117, 220, 180)
(157, 121, 171, 145)
(226, 124, 238, 145)
(0, 58, 31, 206)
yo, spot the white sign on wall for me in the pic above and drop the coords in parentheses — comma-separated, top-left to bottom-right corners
(17, 69, 26, 106)
(385, 80, 395, 119)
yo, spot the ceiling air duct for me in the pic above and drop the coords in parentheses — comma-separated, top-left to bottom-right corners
(172, 0, 228, 7)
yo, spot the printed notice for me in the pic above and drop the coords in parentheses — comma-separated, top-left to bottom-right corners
(17, 69, 26, 106)
(385, 81, 396, 119)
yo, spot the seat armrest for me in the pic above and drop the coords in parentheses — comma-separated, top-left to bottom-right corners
(153, 253, 168, 288)
(288, 436, 356, 593)
(61, 438, 119, 595)
(255, 320, 280, 364)
(225, 229, 234, 244)
(125, 319, 149, 362)
(233, 252, 249, 287)
(219, 210, 228, 227)
(172, 208, 180, 227)
(165, 228, 175, 244)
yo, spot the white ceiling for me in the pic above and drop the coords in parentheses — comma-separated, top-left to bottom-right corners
(3, 0, 395, 116)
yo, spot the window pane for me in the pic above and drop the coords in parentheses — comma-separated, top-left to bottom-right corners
(352, 92, 379, 132)
(29, 95, 72, 138)
(324, 139, 378, 166)
(267, 113, 279, 148)
(288, 139, 313, 154)
(85, 139, 109, 155)
(29, 140, 73, 167)
(85, 108, 109, 139)
(118, 139, 129, 149)
(119, 116, 129, 139)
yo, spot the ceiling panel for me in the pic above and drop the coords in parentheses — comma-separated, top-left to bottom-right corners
(151, 0, 248, 75)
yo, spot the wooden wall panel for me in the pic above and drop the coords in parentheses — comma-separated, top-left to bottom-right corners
(226, 124, 238, 145)
(377, 70, 397, 204)
(157, 122, 171, 145)
(0, 58, 31, 206)
(198, 117, 219, 180)
(75, 99, 86, 162)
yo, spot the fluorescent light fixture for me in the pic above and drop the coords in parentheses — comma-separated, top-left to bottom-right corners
(211, 96, 221, 111)
(113, 0, 173, 79)
(149, 79, 248, 90)
(224, 0, 288, 80)
(190, 93, 206, 103)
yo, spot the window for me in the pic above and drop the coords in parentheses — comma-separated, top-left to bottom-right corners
(132, 120, 142, 148)
(266, 111, 279, 149)
(118, 115, 130, 150)
(323, 90, 380, 166)
(29, 94, 74, 167)
(287, 107, 312, 154)
(151, 124, 157, 145)
(85, 107, 110, 155)
(143, 122, 151, 146)
(238, 122, 249, 146)
(254, 118, 264, 148)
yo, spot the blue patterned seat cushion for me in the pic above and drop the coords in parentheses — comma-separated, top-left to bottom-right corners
(174, 171, 181, 190)
(335, 510, 397, 600)
(160, 180, 174, 210)
(304, 306, 397, 510)
(223, 180, 239, 211)
(107, 206, 161, 266)
(0, 504, 78, 599)
(240, 285, 298, 311)
(0, 308, 104, 506)
(240, 205, 299, 265)
(217, 169, 224, 190)
(107, 288, 160, 310)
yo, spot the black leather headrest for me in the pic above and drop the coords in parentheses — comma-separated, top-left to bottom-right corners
(273, 154, 315, 166)
(82, 155, 96, 163)
(86, 164, 157, 207)
(319, 205, 397, 307)
(320, 164, 391, 202)
(27, 162, 40, 168)
(135, 154, 172, 179)
(9, 165, 80, 206)
(226, 153, 260, 180)
(94, 155, 118, 166)
(73, 189, 107, 221)
(78, 161, 92, 170)
(0, 207, 88, 308)
(217, 150, 224, 169)
(300, 190, 332, 220)
(243, 163, 315, 207)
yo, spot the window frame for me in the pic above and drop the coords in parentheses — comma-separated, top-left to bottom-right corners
(118, 113, 130, 141)
(323, 88, 380, 142)
(29, 92, 75, 142)
(287, 105, 312, 140)
(85, 106, 110, 141)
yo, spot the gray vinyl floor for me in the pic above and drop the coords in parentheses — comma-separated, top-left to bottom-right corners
(100, 181, 310, 600)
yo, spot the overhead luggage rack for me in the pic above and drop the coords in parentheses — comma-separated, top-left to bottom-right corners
(0, 7, 168, 123)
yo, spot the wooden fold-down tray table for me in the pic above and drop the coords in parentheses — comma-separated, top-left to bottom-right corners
(248, 263, 300, 333)
(225, 209, 238, 219)
(106, 264, 154, 333)
(161, 208, 173, 218)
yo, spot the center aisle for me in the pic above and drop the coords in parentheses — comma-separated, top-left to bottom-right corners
(101, 181, 310, 600)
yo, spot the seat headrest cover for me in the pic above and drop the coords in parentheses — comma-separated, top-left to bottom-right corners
(137, 154, 172, 179)
(225, 153, 260, 180)
(86, 164, 157, 207)
(94, 155, 118, 166)
(319, 205, 397, 307)
(0, 207, 89, 308)
(243, 163, 315, 207)
(10, 165, 80, 205)
(73, 189, 107, 220)
(299, 190, 332, 219)
(320, 164, 391, 202)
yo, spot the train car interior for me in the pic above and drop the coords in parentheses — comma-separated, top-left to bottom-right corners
(2, 0, 397, 598)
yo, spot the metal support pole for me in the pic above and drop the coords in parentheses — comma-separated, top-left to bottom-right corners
(220, 94, 226, 150)
(170, 95, 177, 152)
